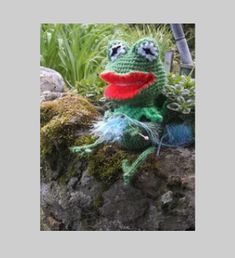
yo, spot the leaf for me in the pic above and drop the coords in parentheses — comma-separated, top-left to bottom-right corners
(167, 102, 181, 111)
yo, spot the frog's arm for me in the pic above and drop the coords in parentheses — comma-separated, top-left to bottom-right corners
(69, 138, 103, 155)
(142, 107, 163, 123)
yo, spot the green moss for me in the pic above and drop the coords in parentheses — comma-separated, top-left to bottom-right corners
(40, 94, 99, 168)
(88, 144, 137, 185)
(73, 134, 97, 146)
(40, 104, 57, 127)
(58, 161, 78, 185)
(58, 170, 77, 185)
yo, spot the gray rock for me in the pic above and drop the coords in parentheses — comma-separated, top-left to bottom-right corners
(69, 170, 103, 210)
(161, 191, 173, 205)
(41, 142, 195, 231)
(67, 177, 79, 191)
(137, 204, 162, 230)
(158, 191, 195, 231)
(40, 91, 66, 102)
(93, 218, 132, 231)
(99, 180, 149, 223)
(158, 147, 195, 179)
(134, 169, 165, 198)
(40, 66, 65, 94)
(40, 181, 81, 231)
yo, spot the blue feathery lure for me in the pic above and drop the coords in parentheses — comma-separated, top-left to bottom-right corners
(91, 112, 160, 145)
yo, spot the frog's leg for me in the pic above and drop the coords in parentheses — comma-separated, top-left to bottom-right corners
(69, 138, 103, 155)
(122, 146, 156, 185)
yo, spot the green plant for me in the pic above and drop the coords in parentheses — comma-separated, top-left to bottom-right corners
(162, 73, 195, 114)
(41, 24, 120, 87)
(40, 24, 61, 69)
(75, 76, 104, 101)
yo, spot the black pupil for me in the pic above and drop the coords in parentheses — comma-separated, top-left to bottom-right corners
(143, 47, 154, 56)
(111, 45, 121, 56)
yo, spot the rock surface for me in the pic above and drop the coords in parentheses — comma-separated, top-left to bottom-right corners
(40, 95, 195, 231)
(40, 66, 66, 102)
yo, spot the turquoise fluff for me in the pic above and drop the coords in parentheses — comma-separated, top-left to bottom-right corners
(162, 124, 193, 147)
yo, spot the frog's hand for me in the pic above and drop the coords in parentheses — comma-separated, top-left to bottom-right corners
(122, 146, 156, 185)
(125, 126, 141, 137)
(69, 138, 103, 155)
(142, 107, 163, 123)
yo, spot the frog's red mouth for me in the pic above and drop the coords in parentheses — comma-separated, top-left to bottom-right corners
(100, 71, 156, 100)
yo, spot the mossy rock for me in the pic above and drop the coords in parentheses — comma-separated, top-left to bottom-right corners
(88, 144, 137, 186)
(40, 94, 161, 186)
(73, 134, 97, 146)
(87, 143, 162, 186)
(40, 94, 100, 172)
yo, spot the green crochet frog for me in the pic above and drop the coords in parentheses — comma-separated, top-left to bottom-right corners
(71, 38, 167, 184)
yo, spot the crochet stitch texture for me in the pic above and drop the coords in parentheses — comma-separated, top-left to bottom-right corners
(101, 38, 166, 150)
(102, 38, 166, 106)
(71, 38, 167, 184)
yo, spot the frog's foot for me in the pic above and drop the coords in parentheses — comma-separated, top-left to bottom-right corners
(69, 138, 103, 156)
(122, 146, 156, 185)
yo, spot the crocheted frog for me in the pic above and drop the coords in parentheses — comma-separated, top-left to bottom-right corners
(71, 38, 167, 184)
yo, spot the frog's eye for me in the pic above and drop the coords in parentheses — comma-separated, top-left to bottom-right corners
(109, 42, 127, 61)
(137, 41, 159, 61)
